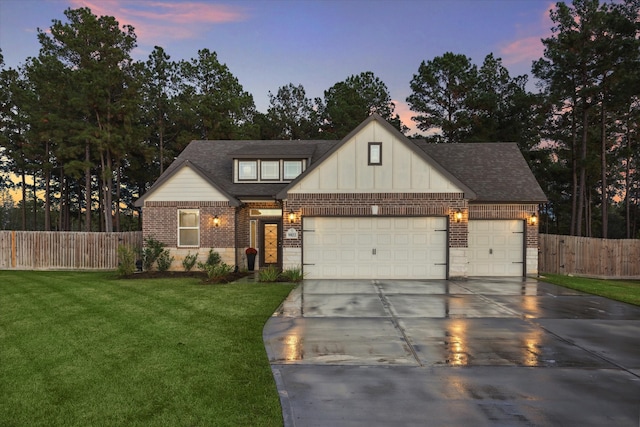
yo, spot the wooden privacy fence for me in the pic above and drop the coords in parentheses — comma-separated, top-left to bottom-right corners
(539, 234, 640, 279)
(0, 231, 143, 270)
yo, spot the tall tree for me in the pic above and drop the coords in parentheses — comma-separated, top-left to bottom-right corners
(264, 83, 320, 139)
(36, 7, 139, 232)
(533, 0, 640, 237)
(319, 71, 404, 138)
(176, 49, 257, 145)
(407, 52, 477, 143)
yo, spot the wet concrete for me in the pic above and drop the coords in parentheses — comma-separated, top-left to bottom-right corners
(264, 278, 640, 426)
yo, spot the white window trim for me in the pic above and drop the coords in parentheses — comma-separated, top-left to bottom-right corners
(234, 159, 306, 183)
(178, 209, 200, 247)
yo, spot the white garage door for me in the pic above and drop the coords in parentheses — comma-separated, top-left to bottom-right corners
(468, 220, 524, 276)
(303, 217, 447, 279)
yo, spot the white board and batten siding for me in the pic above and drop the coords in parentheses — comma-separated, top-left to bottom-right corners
(467, 220, 525, 277)
(287, 121, 463, 194)
(144, 166, 229, 203)
(303, 217, 448, 279)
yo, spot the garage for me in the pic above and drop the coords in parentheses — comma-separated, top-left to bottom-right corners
(302, 217, 447, 279)
(467, 220, 524, 276)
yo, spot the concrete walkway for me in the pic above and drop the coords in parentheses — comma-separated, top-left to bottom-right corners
(263, 278, 640, 426)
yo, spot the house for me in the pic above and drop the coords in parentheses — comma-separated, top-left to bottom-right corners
(134, 114, 546, 279)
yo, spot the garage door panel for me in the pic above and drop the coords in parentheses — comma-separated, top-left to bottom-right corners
(303, 217, 447, 279)
(468, 220, 524, 277)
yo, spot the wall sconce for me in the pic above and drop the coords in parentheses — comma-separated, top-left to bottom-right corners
(288, 211, 296, 223)
(454, 209, 463, 223)
(529, 213, 538, 226)
(213, 215, 220, 227)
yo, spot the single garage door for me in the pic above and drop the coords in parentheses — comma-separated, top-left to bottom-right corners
(303, 217, 447, 279)
(468, 220, 524, 276)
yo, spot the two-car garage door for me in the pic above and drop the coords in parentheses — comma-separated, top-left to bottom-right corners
(303, 217, 447, 279)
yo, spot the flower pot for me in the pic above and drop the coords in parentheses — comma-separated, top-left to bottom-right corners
(247, 253, 256, 271)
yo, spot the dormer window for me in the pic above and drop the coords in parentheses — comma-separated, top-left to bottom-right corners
(283, 160, 303, 180)
(238, 161, 258, 180)
(261, 161, 280, 180)
(234, 159, 306, 183)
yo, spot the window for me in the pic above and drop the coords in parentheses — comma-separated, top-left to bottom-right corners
(283, 160, 303, 180)
(238, 161, 257, 180)
(368, 142, 382, 165)
(178, 209, 199, 247)
(260, 161, 280, 180)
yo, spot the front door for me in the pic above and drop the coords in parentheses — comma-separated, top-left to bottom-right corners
(261, 221, 282, 268)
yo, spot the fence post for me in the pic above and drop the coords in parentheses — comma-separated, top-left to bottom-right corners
(11, 230, 16, 268)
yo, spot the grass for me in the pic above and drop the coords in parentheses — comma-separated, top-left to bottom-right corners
(539, 273, 640, 306)
(0, 271, 295, 427)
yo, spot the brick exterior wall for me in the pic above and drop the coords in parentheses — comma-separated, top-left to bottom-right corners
(283, 192, 467, 250)
(469, 203, 539, 248)
(142, 201, 236, 269)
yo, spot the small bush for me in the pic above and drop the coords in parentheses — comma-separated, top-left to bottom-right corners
(117, 245, 136, 277)
(258, 266, 280, 282)
(156, 250, 174, 272)
(182, 252, 198, 271)
(203, 263, 234, 281)
(142, 237, 165, 271)
(281, 266, 305, 282)
(198, 249, 222, 272)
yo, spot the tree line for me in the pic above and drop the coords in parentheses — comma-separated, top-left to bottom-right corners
(1, 0, 639, 238)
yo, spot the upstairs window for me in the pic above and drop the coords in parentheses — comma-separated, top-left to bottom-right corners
(368, 142, 382, 165)
(260, 161, 280, 180)
(238, 161, 257, 180)
(283, 160, 303, 180)
(234, 159, 305, 183)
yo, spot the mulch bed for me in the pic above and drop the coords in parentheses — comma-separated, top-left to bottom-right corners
(122, 270, 252, 284)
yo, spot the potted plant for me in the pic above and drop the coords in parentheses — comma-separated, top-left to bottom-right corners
(245, 247, 257, 271)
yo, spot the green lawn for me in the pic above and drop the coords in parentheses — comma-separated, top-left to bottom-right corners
(539, 273, 640, 306)
(0, 271, 294, 427)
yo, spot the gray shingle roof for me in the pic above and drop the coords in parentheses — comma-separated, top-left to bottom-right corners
(416, 141, 547, 203)
(136, 116, 546, 206)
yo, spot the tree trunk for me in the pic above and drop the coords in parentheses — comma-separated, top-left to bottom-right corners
(570, 101, 578, 236)
(100, 150, 114, 232)
(600, 90, 607, 239)
(575, 106, 589, 236)
(85, 143, 92, 232)
(20, 169, 26, 230)
(44, 141, 51, 231)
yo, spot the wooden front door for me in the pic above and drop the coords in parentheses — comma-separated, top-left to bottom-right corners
(261, 221, 282, 268)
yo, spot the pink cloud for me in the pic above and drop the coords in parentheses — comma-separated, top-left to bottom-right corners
(500, 36, 545, 66)
(500, 2, 555, 67)
(67, 0, 247, 42)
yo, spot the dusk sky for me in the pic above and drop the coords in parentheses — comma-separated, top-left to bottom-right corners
(0, 0, 556, 133)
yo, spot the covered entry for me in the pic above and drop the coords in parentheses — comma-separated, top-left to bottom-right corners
(468, 220, 524, 276)
(302, 217, 447, 279)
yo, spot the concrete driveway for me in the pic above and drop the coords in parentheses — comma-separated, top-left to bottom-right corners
(263, 278, 640, 427)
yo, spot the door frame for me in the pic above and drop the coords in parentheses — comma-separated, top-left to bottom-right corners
(260, 220, 282, 269)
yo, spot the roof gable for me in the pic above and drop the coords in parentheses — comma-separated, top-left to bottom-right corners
(277, 114, 476, 198)
(134, 160, 240, 207)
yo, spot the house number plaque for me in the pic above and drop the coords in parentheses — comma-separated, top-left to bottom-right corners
(285, 227, 299, 239)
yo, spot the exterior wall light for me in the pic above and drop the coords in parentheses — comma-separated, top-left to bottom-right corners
(288, 211, 296, 223)
(455, 209, 463, 223)
(213, 215, 220, 227)
(529, 213, 538, 226)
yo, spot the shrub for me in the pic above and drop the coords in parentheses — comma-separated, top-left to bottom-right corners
(142, 237, 165, 271)
(156, 250, 174, 272)
(116, 245, 136, 277)
(197, 249, 221, 272)
(258, 266, 280, 282)
(203, 263, 234, 281)
(281, 266, 305, 282)
(182, 252, 198, 271)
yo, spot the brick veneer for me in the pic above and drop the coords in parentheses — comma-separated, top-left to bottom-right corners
(283, 192, 468, 249)
(469, 203, 539, 248)
(142, 201, 235, 248)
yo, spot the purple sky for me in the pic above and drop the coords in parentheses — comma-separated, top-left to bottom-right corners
(0, 0, 556, 133)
